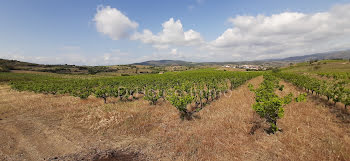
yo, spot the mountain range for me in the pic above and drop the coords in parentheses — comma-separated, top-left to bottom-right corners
(132, 50, 350, 66)
(1, 50, 350, 67)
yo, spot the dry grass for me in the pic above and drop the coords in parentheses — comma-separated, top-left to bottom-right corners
(1, 76, 350, 160)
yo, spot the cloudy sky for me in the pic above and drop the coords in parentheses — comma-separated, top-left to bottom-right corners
(1, 0, 350, 65)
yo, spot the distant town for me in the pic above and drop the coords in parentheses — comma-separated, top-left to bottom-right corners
(222, 64, 267, 71)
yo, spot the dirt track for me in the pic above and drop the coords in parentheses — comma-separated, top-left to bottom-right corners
(0, 110, 145, 161)
(0, 84, 145, 161)
(0, 77, 350, 160)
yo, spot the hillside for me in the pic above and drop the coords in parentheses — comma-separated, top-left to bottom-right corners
(0, 59, 39, 67)
(282, 59, 350, 73)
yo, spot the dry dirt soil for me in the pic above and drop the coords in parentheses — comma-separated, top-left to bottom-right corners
(0, 77, 349, 161)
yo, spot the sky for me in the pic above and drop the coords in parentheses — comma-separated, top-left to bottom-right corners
(1, 0, 350, 65)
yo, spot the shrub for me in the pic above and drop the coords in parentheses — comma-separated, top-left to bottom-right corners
(0, 66, 10, 72)
(272, 68, 281, 73)
(295, 93, 307, 102)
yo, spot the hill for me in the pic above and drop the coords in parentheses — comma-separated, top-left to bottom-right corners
(0, 59, 39, 67)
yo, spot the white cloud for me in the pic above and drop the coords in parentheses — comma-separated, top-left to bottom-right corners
(171, 48, 177, 55)
(132, 18, 204, 49)
(102, 49, 132, 65)
(0, 49, 137, 66)
(94, 5, 138, 40)
(207, 4, 350, 60)
(74, 3, 350, 64)
(129, 4, 350, 62)
(6, 3, 350, 65)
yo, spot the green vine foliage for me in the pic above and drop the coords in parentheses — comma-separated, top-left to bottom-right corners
(295, 93, 307, 102)
(250, 74, 293, 134)
(144, 87, 161, 105)
(274, 72, 349, 109)
(167, 85, 195, 120)
(344, 90, 350, 109)
(93, 86, 112, 103)
(5, 70, 261, 119)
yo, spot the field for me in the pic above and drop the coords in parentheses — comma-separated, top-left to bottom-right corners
(0, 60, 350, 160)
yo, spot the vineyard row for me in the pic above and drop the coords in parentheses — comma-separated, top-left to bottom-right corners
(274, 72, 350, 109)
(7, 70, 261, 119)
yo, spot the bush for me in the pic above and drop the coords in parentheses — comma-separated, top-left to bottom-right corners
(313, 65, 321, 70)
(272, 68, 281, 73)
(0, 65, 11, 72)
(88, 68, 99, 75)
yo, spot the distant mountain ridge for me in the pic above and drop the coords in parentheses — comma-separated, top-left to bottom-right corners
(2, 50, 350, 67)
(132, 50, 350, 66)
(266, 50, 350, 62)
